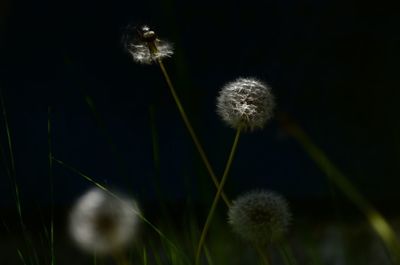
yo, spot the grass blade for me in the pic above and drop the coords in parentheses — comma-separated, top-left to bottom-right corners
(279, 113, 400, 264)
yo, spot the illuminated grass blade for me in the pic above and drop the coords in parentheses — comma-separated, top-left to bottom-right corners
(279, 114, 400, 264)
(52, 157, 190, 264)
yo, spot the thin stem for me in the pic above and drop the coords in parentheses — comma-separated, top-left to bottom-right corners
(195, 127, 242, 265)
(156, 59, 231, 206)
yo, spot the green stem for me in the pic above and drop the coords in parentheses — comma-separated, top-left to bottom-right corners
(157, 58, 231, 207)
(195, 127, 242, 265)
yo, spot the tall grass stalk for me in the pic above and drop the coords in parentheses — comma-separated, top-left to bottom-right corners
(195, 127, 242, 265)
(279, 113, 400, 265)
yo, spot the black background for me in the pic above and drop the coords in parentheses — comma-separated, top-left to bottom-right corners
(1, 0, 400, 209)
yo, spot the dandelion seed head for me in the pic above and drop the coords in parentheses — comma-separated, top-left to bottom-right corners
(228, 190, 291, 245)
(123, 25, 173, 64)
(216, 78, 275, 131)
(69, 188, 140, 254)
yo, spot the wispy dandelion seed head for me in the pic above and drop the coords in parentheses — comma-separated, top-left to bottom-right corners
(228, 190, 291, 245)
(123, 25, 173, 64)
(217, 78, 275, 131)
(69, 188, 140, 254)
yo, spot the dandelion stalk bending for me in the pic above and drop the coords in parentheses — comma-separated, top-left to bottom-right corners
(125, 25, 230, 206)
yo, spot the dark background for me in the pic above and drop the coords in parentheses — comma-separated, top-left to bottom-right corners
(1, 0, 400, 210)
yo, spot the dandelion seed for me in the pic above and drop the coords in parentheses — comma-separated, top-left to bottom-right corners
(69, 188, 140, 254)
(228, 190, 291, 245)
(124, 25, 173, 64)
(217, 78, 275, 131)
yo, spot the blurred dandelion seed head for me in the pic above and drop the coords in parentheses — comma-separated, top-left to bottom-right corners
(217, 78, 275, 131)
(228, 190, 291, 245)
(123, 25, 173, 64)
(69, 188, 140, 254)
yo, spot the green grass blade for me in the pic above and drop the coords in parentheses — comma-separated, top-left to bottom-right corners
(143, 246, 148, 265)
(280, 114, 400, 264)
(17, 249, 28, 265)
(53, 157, 190, 264)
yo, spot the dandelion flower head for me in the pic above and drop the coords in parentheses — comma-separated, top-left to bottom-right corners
(69, 188, 140, 254)
(228, 190, 291, 245)
(217, 78, 275, 131)
(124, 25, 173, 64)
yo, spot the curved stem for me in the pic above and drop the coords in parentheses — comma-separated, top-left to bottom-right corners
(195, 127, 242, 265)
(157, 58, 231, 207)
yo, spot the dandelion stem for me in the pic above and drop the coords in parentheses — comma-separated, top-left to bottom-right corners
(195, 127, 242, 265)
(156, 58, 231, 206)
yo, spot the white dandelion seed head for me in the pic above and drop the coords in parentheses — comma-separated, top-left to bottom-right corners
(124, 25, 174, 65)
(216, 78, 275, 131)
(228, 190, 291, 245)
(69, 188, 141, 254)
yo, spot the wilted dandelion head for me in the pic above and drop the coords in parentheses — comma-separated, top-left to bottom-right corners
(216, 78, 275, 131)
(228, 190, 291, 245)
(69, 188, 140, 254)
(123, 25, 173, 64)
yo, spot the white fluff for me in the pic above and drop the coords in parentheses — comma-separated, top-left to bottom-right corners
(69, 188, 140, 254)
(217, 78, 275, 131)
